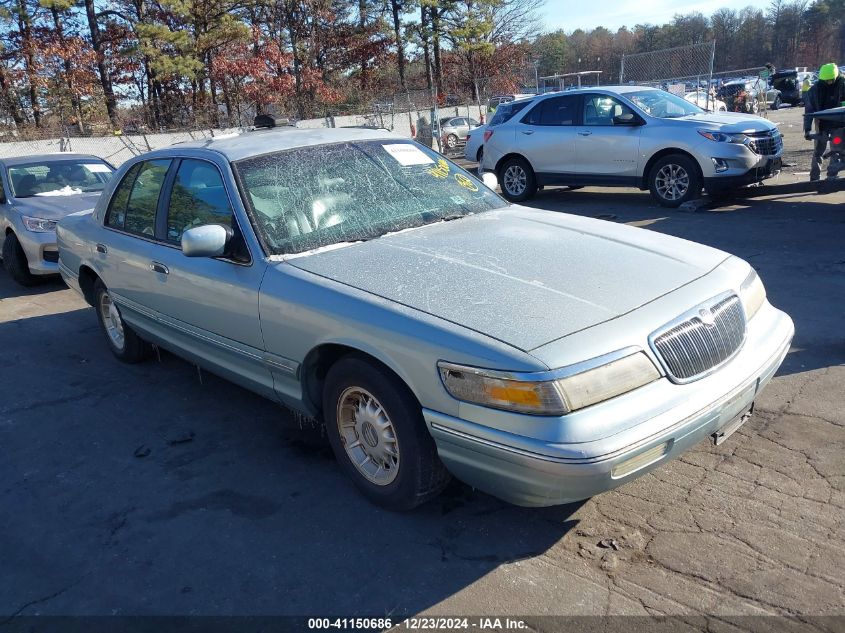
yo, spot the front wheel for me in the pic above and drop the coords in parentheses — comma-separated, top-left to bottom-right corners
(2, 232, 37, 287)
(648, 154, 701, 208)
(498, 156, 537, 202)
(94, 279, 150, 363)
(323, 356, 450, 511)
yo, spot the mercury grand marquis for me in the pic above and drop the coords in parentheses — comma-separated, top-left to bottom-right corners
(56, 125, 794, 510)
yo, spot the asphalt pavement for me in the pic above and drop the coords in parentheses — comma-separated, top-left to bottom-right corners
(1, 118, 844, 626)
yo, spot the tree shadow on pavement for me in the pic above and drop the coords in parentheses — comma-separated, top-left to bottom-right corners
(0, 310, 582, 618)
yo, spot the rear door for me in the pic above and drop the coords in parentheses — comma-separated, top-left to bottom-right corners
(140, 156, 273, 397)
(99, 158, 172, 316)
(514, 94, 581, 177)
(574, 93, 643, 181)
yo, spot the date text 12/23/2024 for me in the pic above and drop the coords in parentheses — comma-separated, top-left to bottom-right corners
(307, 617, 529, 630)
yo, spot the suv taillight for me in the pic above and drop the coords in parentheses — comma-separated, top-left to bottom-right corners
(833, 133, 843, 147)
(483, 129, 493, 143)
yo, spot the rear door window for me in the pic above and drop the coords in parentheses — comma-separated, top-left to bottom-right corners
(165, 159, 233, 244)
(488, 100, 532, 126)
(105, 163, 142, 230)
(523, 96, 580, 126)
(125, 160, 171, 237)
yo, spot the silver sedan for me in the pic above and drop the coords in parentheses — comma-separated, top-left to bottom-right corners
(0, 154, 114, 286)
(57, 126, 794, 510)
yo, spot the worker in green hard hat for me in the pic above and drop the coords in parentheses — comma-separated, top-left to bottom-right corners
(804, 63, 845, 181)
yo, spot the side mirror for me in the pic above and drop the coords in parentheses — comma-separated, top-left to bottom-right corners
(613, 113, 641, 126)
(481, 172, 499, 190)
(181, 224, 231, 258)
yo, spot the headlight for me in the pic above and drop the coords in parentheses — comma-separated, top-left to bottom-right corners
(438, 351, 660, 416)
(698, 129, 749, 144)
(739, 268, 766, 320)
(22, 216, 57, 232)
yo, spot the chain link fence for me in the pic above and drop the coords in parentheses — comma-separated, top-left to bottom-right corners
(620, 41, 716, 89)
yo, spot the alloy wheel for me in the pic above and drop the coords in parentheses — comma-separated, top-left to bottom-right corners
(99, 291, 126, 351)
(654, 164, 690, 202)
(336, 387, 400, 486)
(503, 165, 527, 196)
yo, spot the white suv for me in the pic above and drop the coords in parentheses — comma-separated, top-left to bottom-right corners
(481, 86, 784, 207)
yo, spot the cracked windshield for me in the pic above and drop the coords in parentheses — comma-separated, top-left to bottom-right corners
(8, 160, 114, 197)
(235, 140, 506, 255)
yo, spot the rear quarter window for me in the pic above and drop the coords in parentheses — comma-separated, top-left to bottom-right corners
(488, 100, 532, 127)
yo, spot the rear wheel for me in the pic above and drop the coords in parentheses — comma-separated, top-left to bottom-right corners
(772, 96, 781, 110)
(648, 154, 701, 208)
(476, 146, 483, 163)
(323, 356, 450, 511)
(445, 134, 458, 150)
(498, 156, 537, 202)
(94, 279, 149, 363)
(2, 232, 37, 287)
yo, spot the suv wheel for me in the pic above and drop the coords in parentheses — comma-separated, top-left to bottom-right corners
(2, 232, 37, 287)
(323, 356, 450, 511)
(499, 157, 537, 202)
(648, 155, 701, 208)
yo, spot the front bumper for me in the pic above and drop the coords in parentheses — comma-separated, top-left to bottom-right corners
(704, 155, 783, 191)
(426, 305, 794, 507)
(14, 227, 60, 275)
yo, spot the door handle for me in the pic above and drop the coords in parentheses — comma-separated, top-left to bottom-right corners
(578, 131, 592, 136)
(149, 262, 169, 275)
(521, 130, 535, 135)
(95, 243, 107, 254)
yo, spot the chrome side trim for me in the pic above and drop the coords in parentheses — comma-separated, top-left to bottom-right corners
(110, 292, 298, 376)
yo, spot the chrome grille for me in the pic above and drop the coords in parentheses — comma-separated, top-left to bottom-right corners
(747, 130, 783, 156)
(651, 294, 746, 383)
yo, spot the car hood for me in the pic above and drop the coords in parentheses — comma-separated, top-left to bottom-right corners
(286, 207, 729, 353)
(10, 192, 102, 221)
(678, 112, 777, 133)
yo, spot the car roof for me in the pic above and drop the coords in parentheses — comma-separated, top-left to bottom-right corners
(0, 153, 108, 167)
(162, 127, 403, 162)
(534, 85, 661, 97)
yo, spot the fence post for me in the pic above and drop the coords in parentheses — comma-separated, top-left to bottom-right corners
(620, 54, 625, 85)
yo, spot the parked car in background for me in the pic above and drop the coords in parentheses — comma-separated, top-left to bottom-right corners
(684, 91, 728, 112)
(770, 70, 803, 106)
(717, 78, 781, 113)
(464, 123, 486, 162)
(0, 153, 114, 286)
(439, 116, 481, 151)
(488, 94, 535, 111)
(481, 86, 784, 207)
(56, 125, 793, 510)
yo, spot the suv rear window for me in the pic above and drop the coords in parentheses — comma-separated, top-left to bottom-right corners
(488, 100, 532, 127)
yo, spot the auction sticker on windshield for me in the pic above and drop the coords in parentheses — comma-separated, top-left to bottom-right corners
(83, 163, 112, 173)
(382, 144, 434, 166)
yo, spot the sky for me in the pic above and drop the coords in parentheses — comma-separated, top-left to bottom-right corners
(540, 0, 773, 32)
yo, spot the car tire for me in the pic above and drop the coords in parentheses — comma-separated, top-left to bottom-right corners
(94, 279, 149, 363)
(476, 146, 483, 163)
(773, 96, 781, 110)
(648, 154, 701, 208)
(446, 134, 458, 150)
(322, 355, 451, 511)
(1, 232, 37, 287)
(498, 156, 537, 202)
